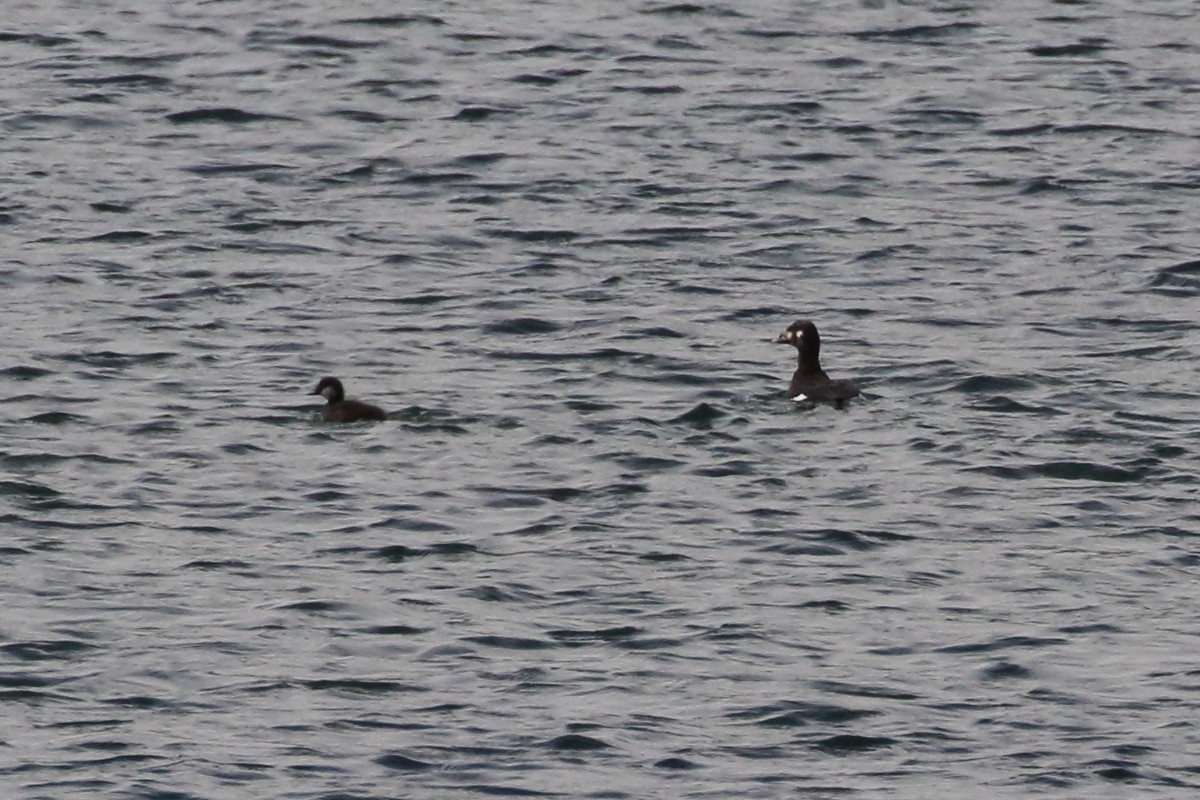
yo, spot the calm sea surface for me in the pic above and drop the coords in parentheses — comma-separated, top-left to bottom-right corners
(2, 1, 1198, 798)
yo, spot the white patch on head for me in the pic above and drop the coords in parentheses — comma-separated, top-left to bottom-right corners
(320, 384, 337, 400)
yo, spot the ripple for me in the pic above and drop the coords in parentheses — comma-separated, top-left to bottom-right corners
(483, 317, 562, 335)
(1, 640, 97, 661)
(1149, 258, 1200, 295)
(375, 752, 436, 771)
(462, 636, 557, 651)
(971, 461, 1154, 483)
(670, 402, 725, 428)
(544, 734, 610, 751)
(1028, 40, 1109, 57)
(1, 365, 53, 379)
(4, 2, 1199, 796)
(731, 701, 878, 727)
(166, 107, 291, 124)
(304, 679, 423, 694)
(814, 734, 897, 752)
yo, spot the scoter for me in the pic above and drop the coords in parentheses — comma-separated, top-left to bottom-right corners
(773, 320, 860, 408)
(309, 377, 387, 422)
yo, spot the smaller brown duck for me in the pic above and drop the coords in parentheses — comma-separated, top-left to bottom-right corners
(774, 320, 860, 408)
(309, 377, 386, 422)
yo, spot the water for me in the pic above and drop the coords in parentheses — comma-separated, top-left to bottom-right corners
(2, 1, 1198, 797)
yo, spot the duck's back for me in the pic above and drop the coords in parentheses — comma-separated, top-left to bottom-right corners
(789, 370, 860, 404)
(324, 399, 387, 422)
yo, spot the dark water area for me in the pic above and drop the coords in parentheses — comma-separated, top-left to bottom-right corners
(2, 1, 1199, 797)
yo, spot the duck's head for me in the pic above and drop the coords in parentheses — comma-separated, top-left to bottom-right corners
(309, 376, 345, 402)
(774, 319, 820, 352)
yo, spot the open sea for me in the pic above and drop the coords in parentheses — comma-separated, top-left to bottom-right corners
(2, 1, 1199, 798)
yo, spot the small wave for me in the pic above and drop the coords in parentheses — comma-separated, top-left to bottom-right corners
(486, 228, 580, 243)
(375, 752, 436, 771)
(462, 635, 557, 650)
(1149, 258, 1200, 295)
(1, 639, 96, 661)
(0, 32, 75, 46)
(90, 201, 133, 212)
(166, 107, 290, 124)
(1, 364, 52, 379)
(284, 34, 380, 50)
(374, 545, 420, 562)
(459, 784, 562, 797)
(304, 679, 423, 694)
(341, 14, 446, 27)
(544, 733, 610, 751)
(483, 317, 561, 335)
(72, 74, 171, 90)
(671, 402, 725, 428)
(0, 479, 61, 498)
(937, 635, 1065, 654)
(362, 625, 429, 635)
(730, 700, 877, 727)
(276, 600, 352, 614)
(969, 396, 1064, 415)
(452, 106, 511, 122)
(547, 626, 641, 644)
(815, 734, 896, 752)
(980, 660, 1033, 680)
(1028, 40, 1108, 57)
(23, 411, 89, 425)
(643, 3, 709, 14)
(87, 230, 153, 242)
(953, 375, 1037, 393)
(851, 22, 979, 41)
(693, 459, 753, 477)
(184, 162, 292, 176)
(971, 461, 1153, 483)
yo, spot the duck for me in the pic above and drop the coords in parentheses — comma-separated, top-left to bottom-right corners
(774, 320, 860, 408)
(309, 377, 386, 422)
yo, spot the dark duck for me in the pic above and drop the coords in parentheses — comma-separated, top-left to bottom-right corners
(309, 377, 386, 422)
(774, 320, 860, 408)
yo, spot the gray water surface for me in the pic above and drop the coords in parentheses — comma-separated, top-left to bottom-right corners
(2, 1, 1199, 798)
